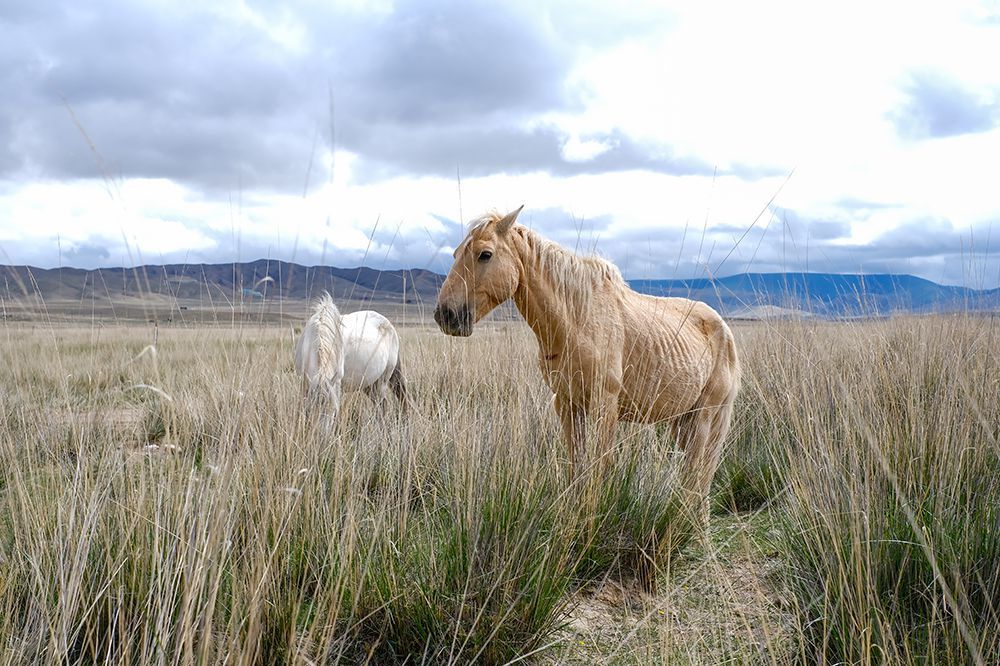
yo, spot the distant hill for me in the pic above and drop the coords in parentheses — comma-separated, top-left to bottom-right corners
(2, 262, 997, 319)
(0, 260, 444, 307)
(628, 272, 1000, 317)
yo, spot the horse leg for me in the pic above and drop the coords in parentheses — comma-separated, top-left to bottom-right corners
(675, 404, 732, 541)
(698, 396, 735, 503)
(677, 413, 715, 498)
(387, 358, 409, 416)
(592, 390, 620, 476)
(554, 392, 586, 479)
(677, 356, 738, 515)
(677, 312, 740, 518)
(362, 382, 391, 415)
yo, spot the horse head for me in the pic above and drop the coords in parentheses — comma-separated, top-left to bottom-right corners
(434, 206, 523, 336)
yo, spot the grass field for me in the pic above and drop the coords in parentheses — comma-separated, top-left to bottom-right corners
(0, 313, 997, 664)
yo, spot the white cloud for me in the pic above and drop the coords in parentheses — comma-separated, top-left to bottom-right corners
(0, 0, 998, 285)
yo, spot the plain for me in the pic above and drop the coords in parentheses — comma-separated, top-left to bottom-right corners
(0, 312, 997, 664)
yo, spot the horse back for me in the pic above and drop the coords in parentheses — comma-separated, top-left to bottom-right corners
(340, 310, 401, 390)
(616, 292, 728, 422)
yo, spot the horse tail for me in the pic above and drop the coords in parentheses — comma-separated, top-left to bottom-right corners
(294, 292, 344, 408)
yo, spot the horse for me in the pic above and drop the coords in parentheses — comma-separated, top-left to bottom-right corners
(433, 206, 741, 516)
(294, 293, 408, 428)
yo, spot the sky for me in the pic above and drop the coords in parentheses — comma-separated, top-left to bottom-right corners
(1, 0, 999, 287)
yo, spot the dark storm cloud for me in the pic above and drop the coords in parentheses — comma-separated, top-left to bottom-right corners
(890, 71, 999, 139)
(0, 0, 712, 192)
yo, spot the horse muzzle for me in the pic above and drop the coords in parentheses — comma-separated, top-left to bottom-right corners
(433, 304, 473, 337)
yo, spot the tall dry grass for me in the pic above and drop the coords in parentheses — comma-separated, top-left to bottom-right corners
(0, 323, 687, 664)
(0, 314, 997, 664)
(715, 315, 1000, 664)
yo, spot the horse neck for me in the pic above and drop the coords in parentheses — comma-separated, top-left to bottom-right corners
(511, 230, 579, 355)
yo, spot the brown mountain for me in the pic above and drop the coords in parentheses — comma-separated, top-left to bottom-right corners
(1, 260, 443, 305)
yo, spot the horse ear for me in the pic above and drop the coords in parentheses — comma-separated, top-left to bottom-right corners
(495, 205, 524, 235)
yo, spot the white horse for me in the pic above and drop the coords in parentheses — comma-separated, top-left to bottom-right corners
(294, 293, 408, 427)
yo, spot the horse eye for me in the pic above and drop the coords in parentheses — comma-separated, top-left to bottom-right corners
(478, 250, 493, 262)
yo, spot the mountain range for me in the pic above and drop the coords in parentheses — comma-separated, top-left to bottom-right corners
(2, 261, 997, 319)
(0, 260, 443, 306)
(628, 273, 1000, 318)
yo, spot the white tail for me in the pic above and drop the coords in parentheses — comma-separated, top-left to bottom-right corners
(294, 292, 345, 426)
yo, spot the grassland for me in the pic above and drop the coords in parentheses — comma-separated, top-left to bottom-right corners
(0, 313, 997, 664)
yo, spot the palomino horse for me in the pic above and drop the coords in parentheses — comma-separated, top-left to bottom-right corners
(434, 207, 740, 512)
(295, 293, 408, 427)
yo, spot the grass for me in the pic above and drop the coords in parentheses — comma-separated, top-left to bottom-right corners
(773, 318, 1000, 663)
(0, 314, 997, 663)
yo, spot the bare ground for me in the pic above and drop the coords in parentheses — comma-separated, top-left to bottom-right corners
(551, 511, 794, 664)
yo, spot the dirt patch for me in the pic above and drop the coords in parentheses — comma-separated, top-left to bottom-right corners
(551, 512, 794, 664)
(564, 579, 645, 636)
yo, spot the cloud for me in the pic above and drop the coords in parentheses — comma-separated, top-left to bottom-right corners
(334, 0, 574, 124)
(766, 208, 852, 241)
(348, 126, 718, 181)
(831, 197, 900, 212)
(325, 2, 729, 180)
(63, 241, 111, 265)
(694, 215, 998, 287)
(3, 193, 997, 288)
(2, 1, 326, 192)
(1, 1, 997, 290)
(0, 0, 695, 193)
(516, 210, 999, 288)
(890, 71, 999, 139)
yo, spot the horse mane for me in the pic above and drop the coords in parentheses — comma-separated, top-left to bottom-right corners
(470, 210, 626, 319)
